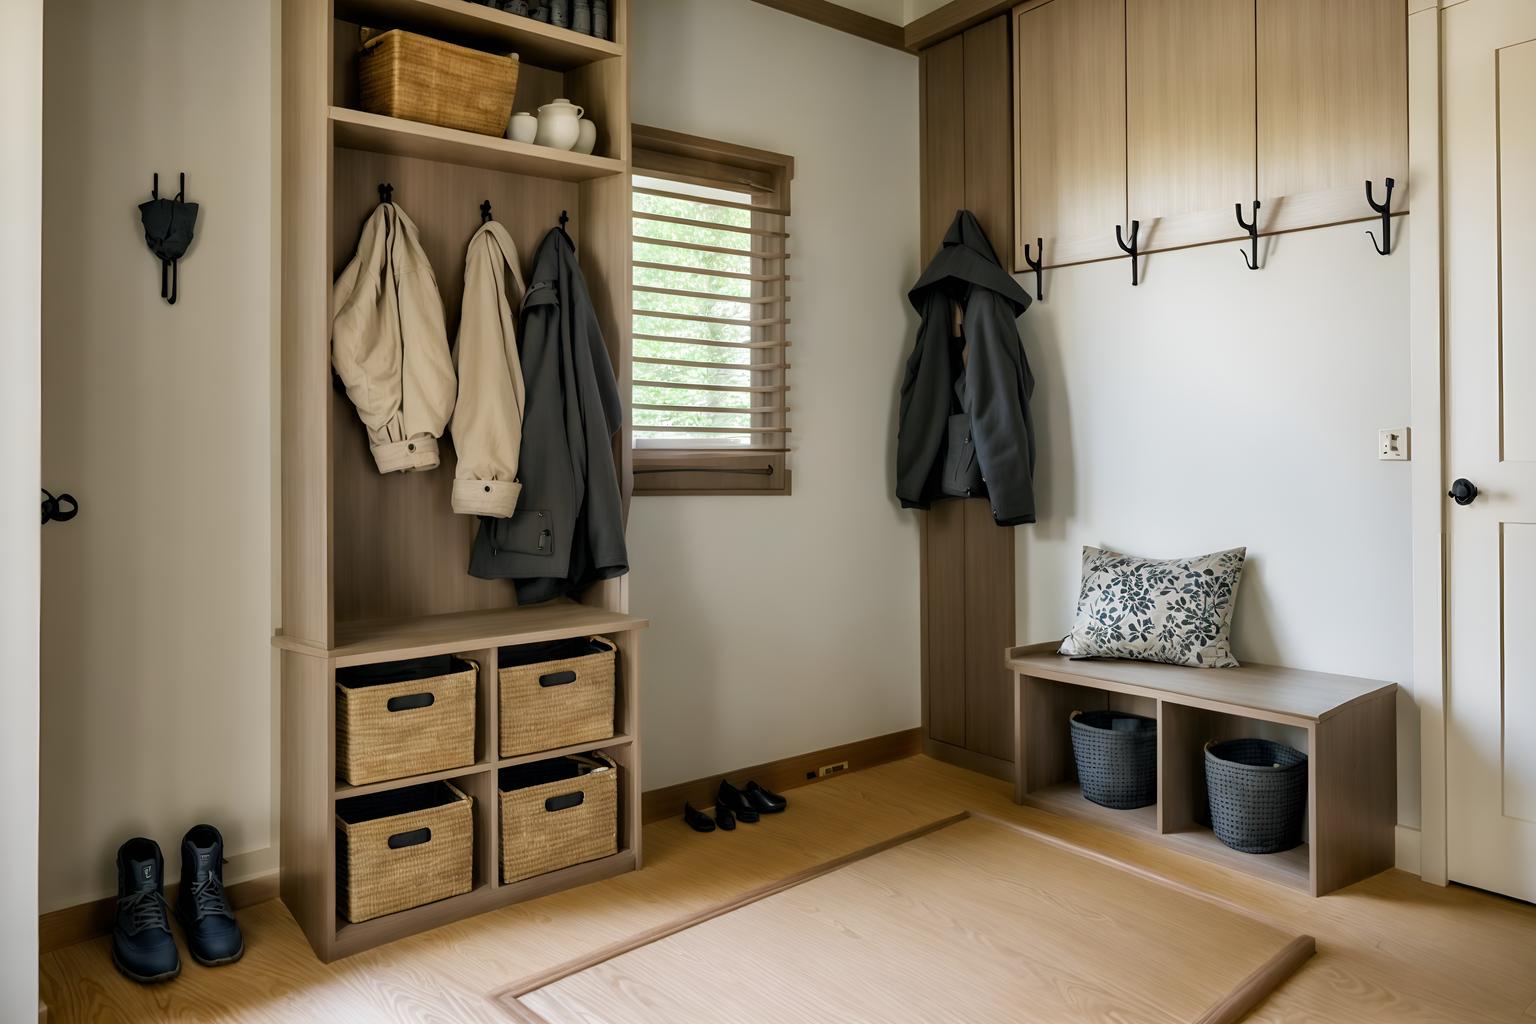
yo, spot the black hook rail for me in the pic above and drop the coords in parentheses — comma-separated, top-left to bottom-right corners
(1023, 237, 1044, 301)
(1236, 200, 1261, 270)
(1115, 220, 1140, 286)
(378, 182, 394, 205)
(481, 199, 493, 223)
(1366, 177, 1395, 255)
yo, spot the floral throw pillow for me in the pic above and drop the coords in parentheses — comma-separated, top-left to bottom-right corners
(1058, 546, 1246, 668)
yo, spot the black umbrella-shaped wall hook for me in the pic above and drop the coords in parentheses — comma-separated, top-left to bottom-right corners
(1236, 200, 1261, 270)
(138, 172, 198, 305)
(1366, 177, 1396, 255)
(1115, 220, 1140, 286)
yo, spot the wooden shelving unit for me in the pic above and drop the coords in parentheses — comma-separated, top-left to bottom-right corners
(1007, 643, 1397, 897)
(276, 0, 637, 962)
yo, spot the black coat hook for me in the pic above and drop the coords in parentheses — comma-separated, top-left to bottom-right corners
(1236, 200, 1261, 270)
(140, 172, 197, 305)
(1023, 237, 1044, 301)
(480, 200, 493, 224)
(41, 488, 78, 525)
(559, 209, 571, 232)
(1366, 177, 1395, 255)
(1115, 220, 1140, 286)
(378, 182, 394, 205)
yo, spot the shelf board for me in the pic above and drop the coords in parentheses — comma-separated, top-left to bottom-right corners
(496, 734, 633, 770)
(333, 0, 623, 70)
(1023, 782, 1310, 892)
(331, 107, 625, 181)
(332, 848, 637, 958)
(332, 735, 634, 799)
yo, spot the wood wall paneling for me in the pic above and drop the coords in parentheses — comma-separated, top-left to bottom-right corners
(1126, 0, 1256, 253)
(1256, 0, 1408, 234)
(1013, 0, 1128, 270)
(963, 16, 1013, 251)
(920, 34, 967, 256)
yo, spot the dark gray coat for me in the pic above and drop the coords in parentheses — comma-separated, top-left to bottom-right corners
(469, 227, 628, 601)
(898, 210, 1036, 525)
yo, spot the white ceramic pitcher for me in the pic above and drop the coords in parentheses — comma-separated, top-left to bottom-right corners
(534, 98, 584, 151)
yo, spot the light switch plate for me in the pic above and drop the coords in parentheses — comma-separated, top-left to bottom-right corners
(1379, 427, 1410, 461)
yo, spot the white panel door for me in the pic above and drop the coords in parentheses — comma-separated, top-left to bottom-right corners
(1445, 0, 1536, 903)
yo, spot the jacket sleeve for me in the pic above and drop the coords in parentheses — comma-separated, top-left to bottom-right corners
(449, 224, 526, 516)
(895, 293, 954, 509)
(964, 289, 1037, 525)
(331, 204, 454, 474)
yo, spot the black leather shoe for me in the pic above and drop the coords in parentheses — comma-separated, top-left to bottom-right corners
(112, 838, 180, 984)
(715, 781, 760, 823)
(745, 780, 788, 814)
(683, 803, 716, 833)
(714, 802, 737, 831)
(175, 825, 245, 967)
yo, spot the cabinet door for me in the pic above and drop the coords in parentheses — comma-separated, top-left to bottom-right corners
(1127, 0, 1256, 253)
(1014, 0, 1127, 270)
(1256, 0, 1407, 234)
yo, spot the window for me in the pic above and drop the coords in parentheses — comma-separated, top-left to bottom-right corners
(630, 125, 794, 495)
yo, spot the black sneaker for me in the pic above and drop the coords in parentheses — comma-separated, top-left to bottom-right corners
(112, 838, 180, 984)
(175, 824, 245, 966)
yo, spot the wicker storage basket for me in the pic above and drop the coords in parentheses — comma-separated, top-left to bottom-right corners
(499, 637, 616, 758)
(1069, 709, 1157, 810)
(358, 29, 520, 137)
(499, 752, 617, 884)
(1204, 739, 1308, 854)
(336, 781, 473, 923)
(336, 655, 477, 786)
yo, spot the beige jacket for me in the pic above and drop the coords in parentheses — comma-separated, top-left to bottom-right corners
(449, 221, 527, 516)
(331, 203, 456, 474)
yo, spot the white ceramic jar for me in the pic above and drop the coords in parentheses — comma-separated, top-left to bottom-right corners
(507, 111, 538, 145)
(574, 118, 597, 155)
(533, 98, 584, 151)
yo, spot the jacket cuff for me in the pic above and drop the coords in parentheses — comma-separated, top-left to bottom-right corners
(453, 478, 521, 517)
(372, 436, 440, 474)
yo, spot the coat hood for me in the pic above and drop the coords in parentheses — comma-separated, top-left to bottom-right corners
(908, 210, 1032, 318)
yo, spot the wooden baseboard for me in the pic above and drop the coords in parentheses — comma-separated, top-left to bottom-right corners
(39, 873, 279, 955)
(922, 736, 1014, 782)
(641, 728, 922, 825)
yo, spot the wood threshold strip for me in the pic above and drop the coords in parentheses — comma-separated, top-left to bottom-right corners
(634, 380, 789, 394)
(632, 235, 789, 260)
(633, 356, 790, 371)
(634, 285, 788, 305)
(632, 211, 789, 238)
(633, 260, 790, 282)
(634, 187, 790, 217)
(634, 403, 786, 414)
(632, 332, 789, 349)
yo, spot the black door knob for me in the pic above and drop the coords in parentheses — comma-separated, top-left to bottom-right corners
(1449, 478, 1479, 506)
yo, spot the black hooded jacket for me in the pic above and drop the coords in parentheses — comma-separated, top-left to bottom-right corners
(898, 211, 1037, 525)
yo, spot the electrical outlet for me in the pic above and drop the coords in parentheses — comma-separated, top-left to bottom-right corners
(1379, 427, 1410, 461)
(816, 761, 850, 778)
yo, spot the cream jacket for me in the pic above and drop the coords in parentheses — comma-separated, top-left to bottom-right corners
(331, 202, 456, 474)
(449, 221, 527, 516)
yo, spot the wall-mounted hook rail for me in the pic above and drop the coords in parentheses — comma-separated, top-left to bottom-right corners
(378, 182, 394, 205)
(1023, 237, 1044, 301)
(481, 199, 493, 223)
(1235, 200, 1261, 270)
(41, 488, 78, 525)
(1366, 177, 1395, 255)
(1115, 220, 1140, 286)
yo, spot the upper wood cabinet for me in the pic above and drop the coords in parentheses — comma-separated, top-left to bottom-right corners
(1126, 0, 1255, 252)
(1013, 0, 1126, 270)
(1256, 0, 1408, 233)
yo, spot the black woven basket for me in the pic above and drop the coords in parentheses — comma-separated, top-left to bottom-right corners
(1204, 738, 1308, 854)
(1068, 709, 1157, 810)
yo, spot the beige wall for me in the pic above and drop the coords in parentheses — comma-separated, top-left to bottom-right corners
(629, 0, 924, 789)
(1013, 221, 1419, 830)
(2, 0, 43, 1012)
(39, 0, 277, 911)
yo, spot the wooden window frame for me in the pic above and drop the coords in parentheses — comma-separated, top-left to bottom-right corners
(630, 124, 795, 497)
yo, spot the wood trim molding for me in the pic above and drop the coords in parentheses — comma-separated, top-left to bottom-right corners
(39, 872, 280, 955)
(905, 0, 1018, 52)
(745, 0, 908, 51)
(640, 728, 921, 824)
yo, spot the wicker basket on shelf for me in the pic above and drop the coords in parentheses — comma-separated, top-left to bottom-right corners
(1068, 709, 1158, 810)
(500, 752, 618, 884)
(335, 781, 473, 923)
(358, 28, 520, 136)
(499, 636, 616, 757)
(335, 655, 477, 786)
(1204, 738, 1308, 854)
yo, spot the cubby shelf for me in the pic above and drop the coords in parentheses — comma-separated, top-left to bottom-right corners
(333, 734, 636, 799)
(334, 0, 623, 69)
(331, 107, 625, 182)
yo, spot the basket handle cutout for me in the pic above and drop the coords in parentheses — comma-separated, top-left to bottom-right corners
(387, 693, 435, 712)
(388, 827, 432, 850)
(545, 791, 585, 813)
(540, 670, 578, 688)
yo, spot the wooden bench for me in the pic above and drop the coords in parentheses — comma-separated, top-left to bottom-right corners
(1007, 642, 1398, 896)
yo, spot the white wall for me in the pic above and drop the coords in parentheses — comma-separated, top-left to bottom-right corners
(39, 0, 277, 912)
(629, 0, 923, 789)
(1014, 221, 1419, 828)
(1, 0, 43, 1013)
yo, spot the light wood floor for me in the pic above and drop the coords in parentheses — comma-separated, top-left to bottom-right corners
(40, 755, 1536, 1023)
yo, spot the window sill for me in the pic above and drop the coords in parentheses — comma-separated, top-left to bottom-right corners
(632, 451, 790, 496)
